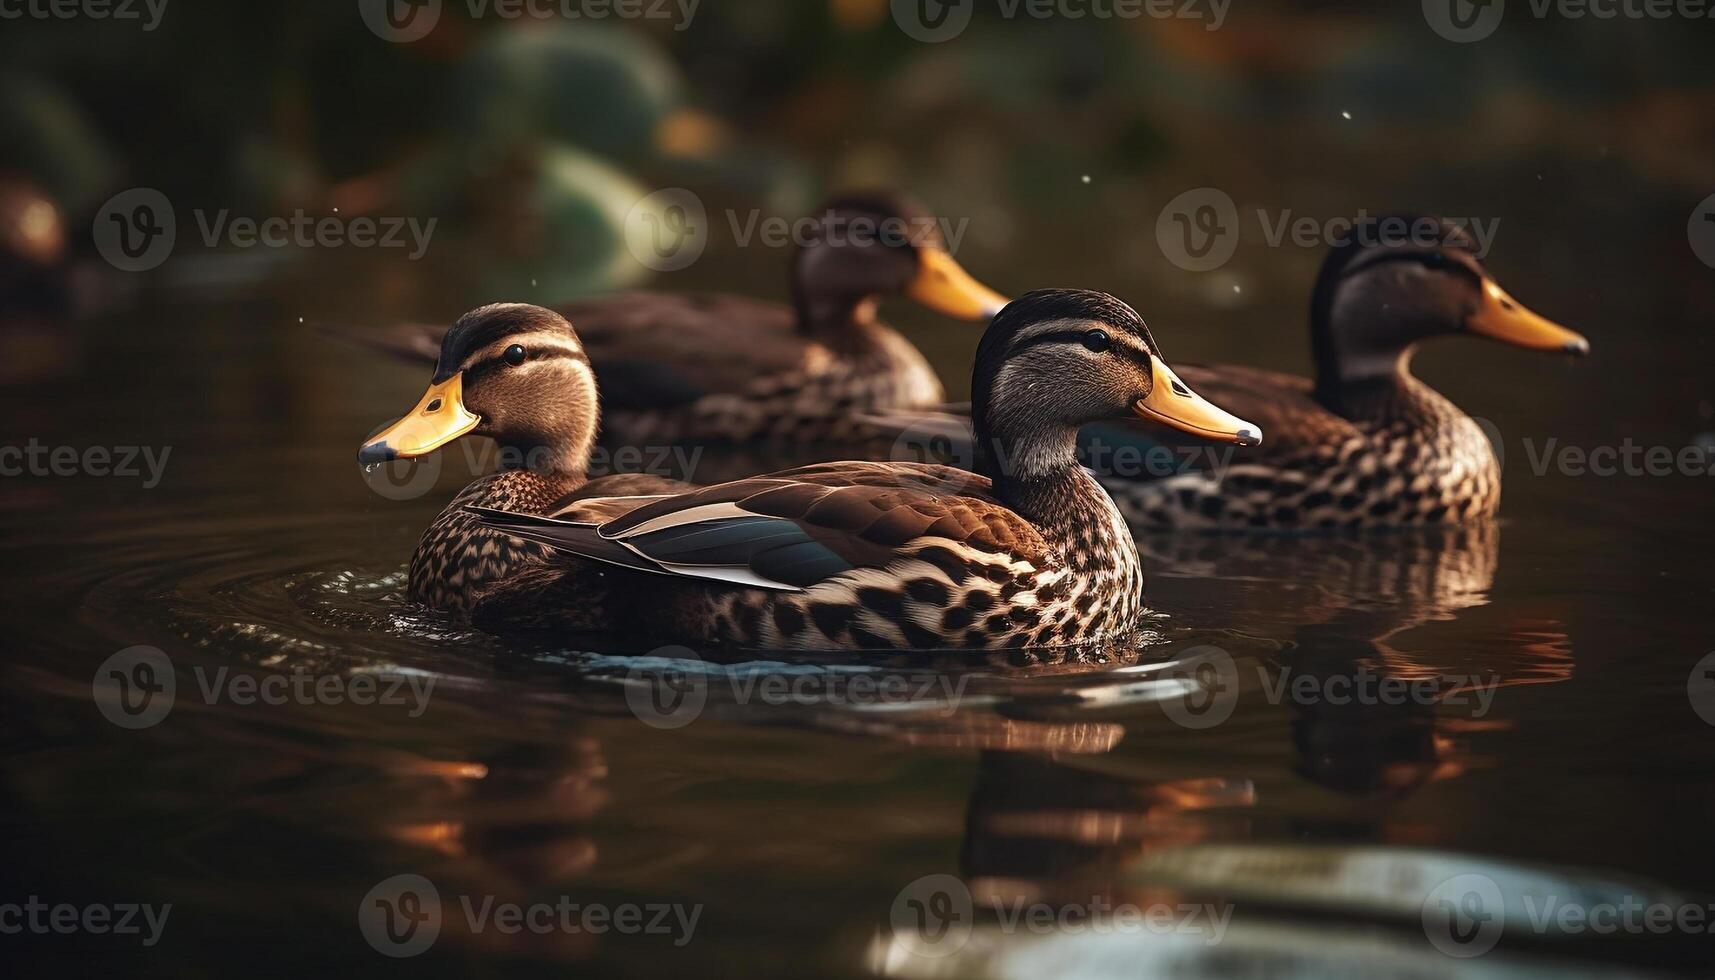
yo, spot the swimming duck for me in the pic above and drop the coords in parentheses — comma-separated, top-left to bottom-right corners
(882, 217, 1588, 531)
(358, 303, 691, 627)
(471, 289, 1261, 650)
(1103, 217, 1587, 529)
(363, 192, 1007, 450)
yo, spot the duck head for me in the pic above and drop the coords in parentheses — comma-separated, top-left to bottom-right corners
(358, 303, 598, 476)
(972, 289, 1261, 482)
(790, 191, 1007, 331)
(1309, 215, 1589, 405)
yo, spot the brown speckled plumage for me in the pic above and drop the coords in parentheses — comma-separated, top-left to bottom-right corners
(407, 470, 577, 617)
(869, 217, 1585, 533)
(472, 289, 1238, 651)
(484, 460, 1142, 649)
(1104, 364, 1500, 530)
(363, 304, 692, 629)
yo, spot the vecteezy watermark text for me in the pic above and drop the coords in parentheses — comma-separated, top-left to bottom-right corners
(886, 429, 1239, 490)
(622, 188, 974, 273)
(887, 874, 1231, 959)
(890, 0, 1230, 43)
(93, 646, 436, 730)
(1156, 646, 1501, 730)
(1, 440, 171, 488)
(358, 0, 700, 43)
(358, 874, 700, 957)
(0, 897, 171, 947)
(1519, 436, 1715, 477)
(1157, 192, 1499, 272)
(94, 188, 436, 273)
(360, 433, 705, 501)
(0, 0, 167, 29)
(622, 648, 975, 730)
(1422, 873, 1715, 958)
(1425, 0, 1715, 43)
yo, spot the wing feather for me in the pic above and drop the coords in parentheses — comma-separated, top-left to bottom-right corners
(468, 462, 1050, 594)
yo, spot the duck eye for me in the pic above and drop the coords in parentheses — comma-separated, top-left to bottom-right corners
(1081, 329, 1111, 353)
(1422, 253, 1448, 270)
(503, 344, 527, 366)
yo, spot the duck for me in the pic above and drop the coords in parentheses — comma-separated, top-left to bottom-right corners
(880, 216, 1589, 531)
(1103, 217, 1588, 529)
(469, 289, 1261, 650)
(358, 303, 692, 628)
(360, 192, 1007, 451)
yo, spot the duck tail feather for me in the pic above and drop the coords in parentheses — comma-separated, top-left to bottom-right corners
(466, 506, 659, 574)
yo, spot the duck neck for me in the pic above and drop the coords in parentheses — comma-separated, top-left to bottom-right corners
(792, 289, 882, 348)
(1323, 355, 1459, 431)
(976, 420, 1132, 568)
(494, 434, 589, 486)
(1313, 333, 1420, 418)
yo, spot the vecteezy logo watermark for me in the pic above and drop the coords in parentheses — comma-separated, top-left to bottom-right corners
(1422, 872, 1715, 958)
(0, 440, 171, 488)
(1689, 652, 1715, 726)
(358, 0, 441, 42)
(1426, 0, 1715, 42)
(359, 0, 701, 43)
(622, 189, 975, 275)
(1689, 192, 1715, 270)
(888, 875, 1232, 959)
(359, 873, 701, 956)
(621, 647, 974, 730)
(1156, 645, 1502, 730)
(624, 647, 710, 730)
(886, 424, 1238, 488)
(92, 647, 177, 730)
(1517, 894, 1715, 936)
(1157, 645, 1240, 729)
(359, 420, 444, 502)
(889, 874, 975, 957)
(1258, 668, 1500, 716)
(1157, 196, 1500, 272)
(360, 875, 442, 957)
(891, 0, 1229, 42)
(94, 188, 436, 272)
(93, 646, 437, 729)
(1514, 435, 1715, 477)
(1422, 0, 1507, 42)
(624, 188, 708, 273)
(1422, 873, 1505, 957)
(1155, 188, 1241, 273)
(93, 188, 175, 273)
(0, 0, 168, 30)
(360, 430, 706, 501)
(0, 897, 171, 947)
(890, 0, 974, 41)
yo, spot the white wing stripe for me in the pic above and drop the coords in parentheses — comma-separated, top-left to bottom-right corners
(608, 501, 765, 539)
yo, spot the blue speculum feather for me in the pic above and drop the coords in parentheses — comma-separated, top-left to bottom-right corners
(629, 516, 852, 586)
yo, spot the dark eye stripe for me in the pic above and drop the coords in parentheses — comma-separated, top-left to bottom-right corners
(1009, 329, 1153, 369)
(1348, 250, 1481, 284)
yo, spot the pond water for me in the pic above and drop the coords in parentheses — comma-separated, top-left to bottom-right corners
(2, 234, 1713, 978)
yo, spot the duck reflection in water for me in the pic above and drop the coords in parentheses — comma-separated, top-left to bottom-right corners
(376, 733, 613, 959)
(867, 525, 1604, 978)
(1142, 521, 1573, 799)
(1273, 522, 1504, 797)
